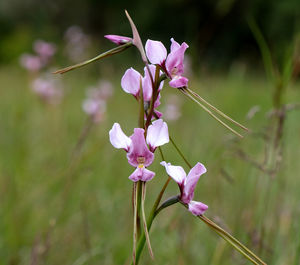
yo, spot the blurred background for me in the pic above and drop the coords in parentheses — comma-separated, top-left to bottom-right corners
(0, 0, 300, 264)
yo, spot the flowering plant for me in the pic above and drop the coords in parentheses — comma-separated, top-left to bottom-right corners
(55, 10, 266, 265)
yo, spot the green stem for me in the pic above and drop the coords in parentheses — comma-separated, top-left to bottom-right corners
(180, 88, 243, 138)
(169, 136, 192, 169)
(132, 183, 138, 265)
(198, 214, 267, 265)
(186, 87, 249, 131)
(53, 42, 132, 74)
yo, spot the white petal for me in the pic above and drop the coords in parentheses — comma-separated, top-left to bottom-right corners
(109, 123, 131, 151)
(146, 119, 169, 151)
(160, 161, 186, 184)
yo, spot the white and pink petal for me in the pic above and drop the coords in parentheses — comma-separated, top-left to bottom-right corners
(146, 119, 169, 151)
(109, 123, 132, 151)
(188, 201, 208, 216)
(145, 40, 167, 65)
(160, 161, 186, 185)
(121, 68, 141, 97)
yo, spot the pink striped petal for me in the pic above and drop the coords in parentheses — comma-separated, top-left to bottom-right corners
(145, 40, 167, 65)
(109, 123, 132, 151)
(188, 201, 208, 216)
(121, 68, 141, 97)
(182, 163, 207, 204)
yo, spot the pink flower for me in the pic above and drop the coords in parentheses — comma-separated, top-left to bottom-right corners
(121, 66, 164, 119)
(109, 119, 169, 182)
(31, 77, 63, 104)
(145, 38, 189, 88)
(20, 54, 43, 72)
(33, 40, 56, 60)
(160, 161, 208, 216)
(104, 34, 132, 45)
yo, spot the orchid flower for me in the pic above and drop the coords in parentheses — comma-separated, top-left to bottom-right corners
(145, 38, 189, 88)
(121, 66, 164, 118)
(160, 161, 208, 216)
(104, 34, 132, 45)
(109, 119, 169, 182)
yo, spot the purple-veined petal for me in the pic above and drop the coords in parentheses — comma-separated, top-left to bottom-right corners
(104, 34, 132, 45)
(188, 201, 208, 216)
(169, 76, 188, 88)
(145, 40, 167, 65)
(182, 162, 207, 204)
(121, 68, 141, 97)
(128, 166, 155, 182)
(165, 42, 188, 77)
(146, 119, 169, 151)
(127, 128, 154, 167)
(170, 38, 180, 52)
(109, 123, 132, 151)
(160, 161, 186, 185)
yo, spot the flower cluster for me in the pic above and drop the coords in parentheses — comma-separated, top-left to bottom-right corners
(20, 40, 56, 72)
(108, 34, 207, 217)
(109, 119, 169, 182)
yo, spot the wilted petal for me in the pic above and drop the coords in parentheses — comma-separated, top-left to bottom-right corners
(129, 166, 155, 182)
(127, 128, 154, 167)
(121, 68, 141, 97)
(109, 123, 132, 151)
(145, 40, 167, 65)
(182, 162, 207, 204)
(188, 201, 208, 216)
(160, 161, 186, 185)
(104, 34, 132, 45)
(146, 119, 169, 151)
(169, 76, 188, 88)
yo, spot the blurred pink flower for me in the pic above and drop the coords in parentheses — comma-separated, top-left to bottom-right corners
(109, 119, 169, 182)
(163, 95, 182, 121)
(64, 25, 91, 62)
(104, 34, 132, 45)
(145, 38, 189, 88)
(161, 161, 208, 216)
(31, 77, 63, 104)
(20, 54, 43, 72)
(33, 40, 56, 61)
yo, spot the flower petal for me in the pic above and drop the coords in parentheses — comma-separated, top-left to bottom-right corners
(109, 123, 132, 151)
(145, 40, 167, 65)
(188, 201, 208, 216)
(165, 42, 188, 77)
(170, 38, 180, 52)
(160, 161, 186, 185)
(121, 68, 141, 97)
(146, 119, 169, 151)
(182, 162, 207, 204)
(104, 34, 132, 45)
(129, 166, 155, 182)
(169, 76, 188, 88)
(142, 65, 154, 101)
(127, 128, 154, 167)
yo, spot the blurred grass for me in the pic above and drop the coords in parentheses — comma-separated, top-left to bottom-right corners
(0, 65, 300, 265)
